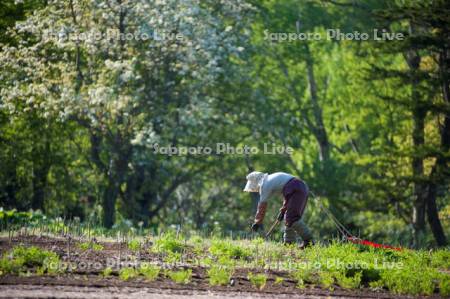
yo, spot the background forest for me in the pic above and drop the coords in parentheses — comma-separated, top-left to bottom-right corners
(0, 0, 449, 248)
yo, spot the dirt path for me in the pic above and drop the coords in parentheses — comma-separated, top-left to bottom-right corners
(0, 284, 334, 299)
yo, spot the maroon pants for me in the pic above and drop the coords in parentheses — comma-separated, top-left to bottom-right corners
(281, 178, 309, 227)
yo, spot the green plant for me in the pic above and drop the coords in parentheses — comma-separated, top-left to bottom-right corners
(1, 246, 61, 275)
(334, 270, 360, 289)
(0, 256, 25, 275)
(79, 242, 90, 251)
(439, 274, 450, 296)
(167, 269, 192, 284)
(274, 276, 284, 285)
(209, 239, 250, 260)
(119, 267, 138, 281)
(318, 271, 335, 290)
(128, 239, 141, 252)
(291, 268, 316, 288)
(247, 272, 267, 290)
(431, 249, 450, 269)
(92, 243, 104, 251)
(381, 268, 436, 295)
(79, 242, 104, 251)
(207, 266, 233, 286)
(164, 252, 182, 264)
(139, 263, 160, 281)
(101, 267, 113, 277)
(153, 232, 185, 254)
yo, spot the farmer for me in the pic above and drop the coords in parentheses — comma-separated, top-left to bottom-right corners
(244, 171, 313, 247)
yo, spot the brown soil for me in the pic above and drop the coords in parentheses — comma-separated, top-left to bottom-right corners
(0, 236, 442, 299)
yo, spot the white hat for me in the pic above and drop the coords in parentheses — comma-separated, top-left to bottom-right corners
(243, 171, 267, 192)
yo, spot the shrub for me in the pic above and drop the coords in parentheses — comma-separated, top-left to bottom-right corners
(207, 266, 233, 286)
(167, 269, 192, 284)
(248, 272, 267, 290)
(139, 263, 160, 281)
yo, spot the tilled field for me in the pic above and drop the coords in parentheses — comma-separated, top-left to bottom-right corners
(0, 236, 443, 299)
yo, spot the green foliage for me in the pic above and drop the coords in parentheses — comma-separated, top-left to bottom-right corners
(153, 233, 185, 254)
(207, 266, 234, 286)
(274, 276, 284, 285)
(164, 252, 182, 265)
(101, 267, 113, 277)
(0, 246, 60, 275)
(79, 242, 104, 251)
(0, 256, 25, 275)
(128, 239, 141, 252)
(247, 272, 267, 290)
(439, 274, 450, 296)
(139, 263, 160, 281)
(318, 271, 335, 290)
(119, 267, 138, 281)
(334, 270, 361, 290)
(380, 268, 437, 295)
(209, 239, 251, 260)
(431, 249, 450, 269)
(167, 269, 192, 284)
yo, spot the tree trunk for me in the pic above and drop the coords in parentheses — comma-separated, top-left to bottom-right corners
(411, 104, 426, 246)
(405, 42, 427, 247)
(424, 49, 450, 246)
(304, 44, 330, 161)
(31, 133, 50, 211)
(103, 176, 118, 228)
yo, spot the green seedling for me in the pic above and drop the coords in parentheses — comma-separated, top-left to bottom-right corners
(101, 267, 113, 277)
(207, 266, 234, 286)
(79, 241, 104, 251)
(128, 239, 141, 252)
(167, 269, 192, 284)
(153, 232, 185, 254)
(274, 276, 284, 285)
(139, 263, 160, 281)
(248, 272, 267, 290)
(119, 267, 138, 281)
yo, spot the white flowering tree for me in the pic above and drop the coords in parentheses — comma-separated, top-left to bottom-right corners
(0, 0, 252, 227)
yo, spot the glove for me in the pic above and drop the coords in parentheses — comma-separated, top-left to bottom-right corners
(277, 211, 285, 221)
(251, 223, 262, 232)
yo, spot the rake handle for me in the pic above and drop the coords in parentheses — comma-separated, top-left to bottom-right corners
(265, 219, 280, 238)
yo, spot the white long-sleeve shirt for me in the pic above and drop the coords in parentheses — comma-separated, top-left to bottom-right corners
(259, 172, 294, 203)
